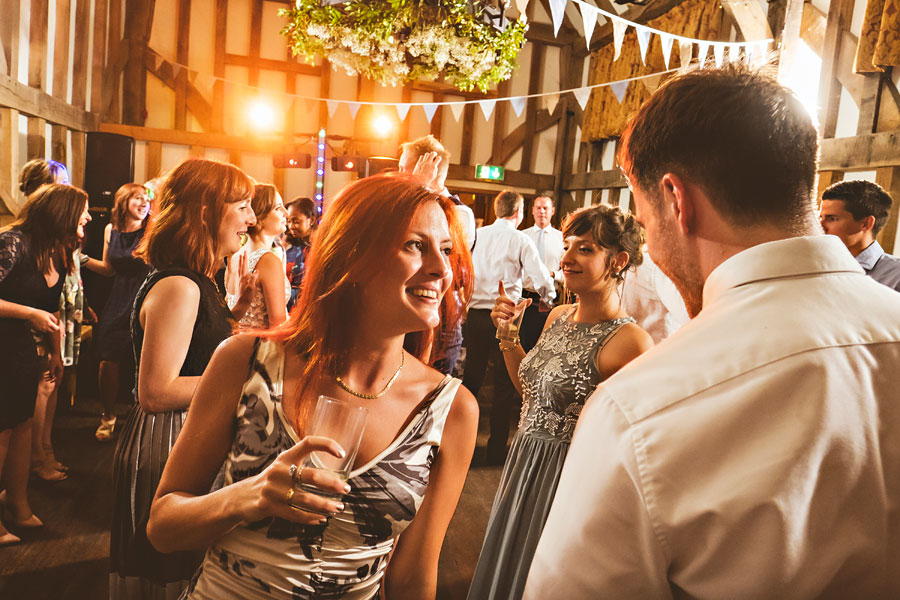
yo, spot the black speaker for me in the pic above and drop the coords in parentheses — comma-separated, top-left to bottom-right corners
(84, 132, 135, 209)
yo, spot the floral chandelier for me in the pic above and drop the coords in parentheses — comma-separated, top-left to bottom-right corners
(280, 0, 528, 92)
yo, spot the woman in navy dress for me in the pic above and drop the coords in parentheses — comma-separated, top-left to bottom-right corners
(83, 183, 151, 441)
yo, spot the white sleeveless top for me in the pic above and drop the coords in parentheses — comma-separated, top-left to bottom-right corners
(227, 246, 291, 331)
(182, 338, 461, 599)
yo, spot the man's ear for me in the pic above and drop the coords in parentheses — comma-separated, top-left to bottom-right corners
(660, 173, 694, 235)
(862, 215, 876, 233)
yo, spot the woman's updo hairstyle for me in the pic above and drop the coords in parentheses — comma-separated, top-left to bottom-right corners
(562, 204, 643, 281)
(246, 183, 278, 237)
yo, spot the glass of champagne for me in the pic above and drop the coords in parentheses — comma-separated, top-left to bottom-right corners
(300, 395, 368, 502)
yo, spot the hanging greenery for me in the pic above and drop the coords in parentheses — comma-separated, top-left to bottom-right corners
(279, 0, 528, 92)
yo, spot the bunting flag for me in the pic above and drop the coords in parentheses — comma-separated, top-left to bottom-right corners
(549, 0, 567, 35)
(609, 81, 629, 104)
(573, 87, 591, 109)
(449, 102, 465, 121)
(641, 74, 663, 94)
(696, 41, 710, 68)
(545, 93, 560, 115)
(153, 54, 163, 72)
(636, 27, 652, 65)
(423, 103, 439, 122)
(579, 2, 599, 49)
(348, 102, 361, 118)
(613, 18, 628, 61)
(679, 40, 693, 70)
(478, 99, 497, 120)
(171, 64, 182, 79)
(713, 44, 724, 68)
(304, 97, 318, 114)
(326, 100, 339, 118)
(395, 103, 411, 121)
(660, 33, 675, 69)
(515, 0, 529, 16)
(510, 96, 526, 117)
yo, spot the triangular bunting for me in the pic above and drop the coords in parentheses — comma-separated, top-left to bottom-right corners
(713, 44, 724, 68)
(326, 100, 339, 118)
(573, 87, 591, 110)
(549, 0, 566, 36)
(613, 18, 628, 61)
(153, 54, 163, 72)
(515, 0, 529, 17)
(395, 103, 411, 121)
(579, 3, 599, 49)
(636, 27, 652, 65)
(696, 42, 710, 68)
(510, 96, 526, 117)
(660, 33, 675, 69)
(304, 98, 318, 114)
(348, 102, 361, 118)
(545, 93, 559, 115)
(449, 102, 464, 121)
(423, 103, 438, 123)
(679, 40, 693, 70)
(642, 74, 663, 94)
(478, 99, 497, 120)
(171, 64, 182, 79)
(609, 81, 629, 104)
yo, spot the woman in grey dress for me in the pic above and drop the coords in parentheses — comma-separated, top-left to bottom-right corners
(467, 204, 654, 600)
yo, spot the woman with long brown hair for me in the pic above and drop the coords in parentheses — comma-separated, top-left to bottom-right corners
(82, 183, 151, 441)
(147, 173, 477, 599)
(0, 185, 90, 546)
(109, 159, 256, 598)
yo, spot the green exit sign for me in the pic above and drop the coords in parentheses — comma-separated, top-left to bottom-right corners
(475, 164, 505, 181)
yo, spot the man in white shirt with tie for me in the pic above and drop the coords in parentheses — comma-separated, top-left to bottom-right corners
(520, 193, 564, 351)
(525, 65, 900, 599)
(464, 190, 555, 464)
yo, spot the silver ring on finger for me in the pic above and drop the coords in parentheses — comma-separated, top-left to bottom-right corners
(289, 463, 303, 486)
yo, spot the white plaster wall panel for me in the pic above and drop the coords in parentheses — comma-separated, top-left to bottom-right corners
(204, 147, 230, 164)
(257, 69, 288, 133)
(226, 0, 251, 56)
(572, 125, 582, 168)
(471, 107, 493, 165)
(261, 1, 289, 61)
(223, 64, 249, 136)
(323, 171, 354, 210)
(189, 0, 216, 77)
(543, 45, 561, 90)
(535, 122, 558, 176)
(282, 165, 317, 203)
(511, 43, 532, 97)
(292, 75, 321, 136)
(407, 90, 433, 148)
(18, 4, 30, 85)
(145, 75, 176, 130)
(601, 138, 616, 170)
(507, 147, 523, 173)
(843, 170, 877, 181)
(810, 0, 830, 19)
(432, 95, 461, 163)
(850, 0, 868, 37)
(370, 83, 403, 157)
(834, 85, 860, 138)
(187, 113, 202, 133)
(325, 69, 358, 138)
(533, 1, 550, 23)
(133, 141, 147, 184)
(85, 0, 97, 109)
(160, 143, 191, 174)
(150, 0, 178, 62)
(46, 0, 57, 96)
(240, 151, 275, 185)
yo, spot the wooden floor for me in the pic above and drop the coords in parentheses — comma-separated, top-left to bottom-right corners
(0, 387, 504, 599)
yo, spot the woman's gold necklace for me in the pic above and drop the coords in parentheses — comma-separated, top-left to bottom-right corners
(335, 352, 405, 400)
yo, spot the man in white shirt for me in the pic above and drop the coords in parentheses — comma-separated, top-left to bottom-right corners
(464, 190, 555, 464)
(519, 193, 564, 351)
(399, 134, 476, 375)
(525, 65, 900, 599)
(621, 249, 689, 344)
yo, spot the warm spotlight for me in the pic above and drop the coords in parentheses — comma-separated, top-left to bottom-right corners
(248, 99, 276, 130)
(373, 114, 393, 138)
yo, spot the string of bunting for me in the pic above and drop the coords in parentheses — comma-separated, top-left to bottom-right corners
(536, 0, 772, 67)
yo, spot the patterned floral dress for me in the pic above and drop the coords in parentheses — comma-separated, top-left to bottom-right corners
(467, 306, 634, 600)
(182, 337, 462, 599)
(227, 246, 291, 331)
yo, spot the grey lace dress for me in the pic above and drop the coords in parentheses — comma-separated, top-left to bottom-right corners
(467, 306, 634, 600)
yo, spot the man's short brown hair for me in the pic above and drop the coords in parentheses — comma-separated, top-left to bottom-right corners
(400, 135, 451, 172)
(494, 190, 523, 218)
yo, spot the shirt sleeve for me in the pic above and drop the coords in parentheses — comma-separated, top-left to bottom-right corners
(523, 387, 671, 600)
(0, 230, 23, 284)
(519, 234, 556, 304)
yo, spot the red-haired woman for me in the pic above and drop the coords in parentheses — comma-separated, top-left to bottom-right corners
(0, 185, 91, 546)
(83, 183, 151, 441)
(109, 159, 256, 599)
(148, 173, 478, 599)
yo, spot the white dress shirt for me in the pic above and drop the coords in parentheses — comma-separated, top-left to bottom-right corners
(621, 250, 689, 344)
(469, 218, 555, 310)
(522, 224, 564, 285)
(525, 235, 900, 600)
(453, 203, 477, 252)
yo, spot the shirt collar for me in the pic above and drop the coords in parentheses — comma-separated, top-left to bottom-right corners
(492, 218, 517, 230)
(534, 224, 554, 233)
(702, 235, 864, 308)
(855, 240, 885, 271)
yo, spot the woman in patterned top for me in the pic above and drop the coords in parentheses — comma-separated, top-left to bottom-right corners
(148, 172, 477, 599)
(467, 204, 654, 600)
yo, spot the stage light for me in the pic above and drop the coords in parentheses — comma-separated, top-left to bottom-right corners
(373, 114, 393, 138)
(248, 99, 276, 130)
(332, 156, 361, 172)
(273, 152, 312, 169)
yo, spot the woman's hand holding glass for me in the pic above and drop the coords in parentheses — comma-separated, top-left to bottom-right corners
(240, 435, 350, 526)
(491, 282, 530, 351)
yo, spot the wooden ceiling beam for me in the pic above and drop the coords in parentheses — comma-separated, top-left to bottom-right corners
(818, 131, 900, 171)
(0, 72, 99, 131)
(588, 0, 688, 51)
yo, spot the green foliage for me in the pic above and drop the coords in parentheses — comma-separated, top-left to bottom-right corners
(280, 0, 528, 92)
